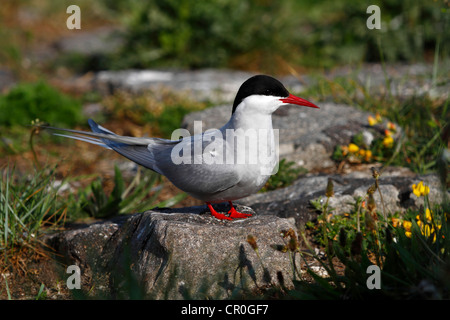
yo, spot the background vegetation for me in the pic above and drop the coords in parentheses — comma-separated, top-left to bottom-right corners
(89, 0, 449, 71)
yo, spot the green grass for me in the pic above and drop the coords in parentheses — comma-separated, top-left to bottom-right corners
(0, 164, 67, 272)
(261, 159, 307, 192)
(296, 174, 450, 299)
(67, 165, 187, 220)
(0, 162, 186, 277)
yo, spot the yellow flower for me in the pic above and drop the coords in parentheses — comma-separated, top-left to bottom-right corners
(422, 225, 434, 240)
(341, 145, 348, 156)
(404, 207, 441, 242)
(387, 122, 397, 132)
(364, 150, 372, 162)
(375, 113, 382, 122)
(391, 217, 401, 227)
(415, 208, 441, 242)
(403, 220, 413, 238)
(403, 220, 412, 231)
(368, 115, 377, 126)
(412, 181, 430, 197)
(425, 208, 433, 221)
(348, 143, 359, 153)
(383, 136, 394, 148)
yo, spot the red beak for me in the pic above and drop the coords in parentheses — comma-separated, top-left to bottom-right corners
(280, 94, 319, 109)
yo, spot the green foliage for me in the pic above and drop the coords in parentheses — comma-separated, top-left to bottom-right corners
(390, 96, 448, 173)
(0, 81, 84, 127)
(309, 197, 359, 247)
(261, 159, 306, 192)
(95, 0, 448, 70)
(69, 165, 186, 219)
(0, 165, 66, 260)
(294, 0, 448, 68)
(35, 283, 47, 300)
(299, 177, 450, 299)
(0, 161, 185, 277)
(299, 208, 450, 299)
(100, 0, 298, 70)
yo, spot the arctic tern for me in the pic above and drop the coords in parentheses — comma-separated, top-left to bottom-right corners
(41, 75, 319, 220)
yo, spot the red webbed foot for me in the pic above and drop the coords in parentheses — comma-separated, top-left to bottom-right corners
(206, 202, 232, 221)
(227, 201, 252, 219)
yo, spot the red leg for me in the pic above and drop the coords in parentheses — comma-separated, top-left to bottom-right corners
(206, 202, 232, 221)
(228, 201, 252, 219)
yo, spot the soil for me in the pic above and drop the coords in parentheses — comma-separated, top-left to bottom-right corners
(1, 255, 70, 300)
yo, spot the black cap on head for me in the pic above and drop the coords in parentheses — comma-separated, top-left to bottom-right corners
(232, 75, 290, 114)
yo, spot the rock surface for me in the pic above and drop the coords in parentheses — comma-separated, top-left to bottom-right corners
(92, 62, 449, 101)
(53, 27, 124, 57)
(46, 204, 301, 299)
(93, 69, 304, 103)
(324, 63, 450, 100)
(238, 170, 447, 225)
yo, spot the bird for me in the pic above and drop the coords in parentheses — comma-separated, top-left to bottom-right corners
(41, 75, 319, 220)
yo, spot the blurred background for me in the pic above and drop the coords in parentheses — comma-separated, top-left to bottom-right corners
(1, 0, 448, 75)
(0, 0, 448, 215)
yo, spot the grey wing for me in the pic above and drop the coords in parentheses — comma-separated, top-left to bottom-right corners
(41, 120, 242, 196)
(153, 129, 242, 196)
(88, 120, 180, 174)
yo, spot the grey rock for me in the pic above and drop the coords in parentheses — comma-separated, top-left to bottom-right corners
(93, 62, 449, 104)
(23, 28, 124, 69)
(46, 205, 300, 299)
(45, 217, 123, 268)
(324, 62, 450, 100)
(94, 69, 253, 102)
(94, 69, 305, 103)
(53, 27, 124, 57)
(238, 170, 448, 225)
(0, 68, 17, 92)
(361, 130, 375, 147)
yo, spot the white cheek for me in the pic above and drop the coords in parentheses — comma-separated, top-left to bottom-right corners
(240, 95, 282, 114)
